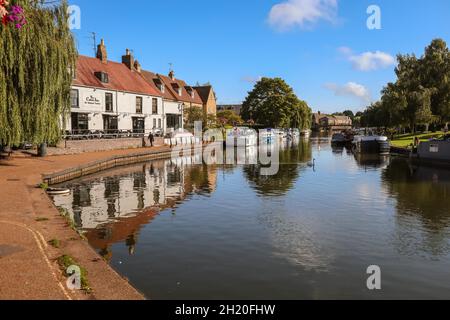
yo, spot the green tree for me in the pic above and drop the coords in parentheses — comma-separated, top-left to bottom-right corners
(342, 110, 355, 120)
(184, 107, 204, 131)
(241, 77, 312, 129)
(0, 0, 77, 147)
(216, 110, 243, 127)
(421, 39, 450, 127)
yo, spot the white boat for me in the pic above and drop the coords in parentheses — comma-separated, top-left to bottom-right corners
(259, 129, 276, 144)
(164, 130, 199, 146)
(226, 127, 258, 147)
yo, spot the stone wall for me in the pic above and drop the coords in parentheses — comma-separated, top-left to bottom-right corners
(51, 137, 164, 156)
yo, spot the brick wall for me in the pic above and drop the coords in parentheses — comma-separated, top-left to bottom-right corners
(52, 137, 164, 155)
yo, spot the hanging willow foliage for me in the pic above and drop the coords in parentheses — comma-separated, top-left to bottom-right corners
(0, 0, 77, 146)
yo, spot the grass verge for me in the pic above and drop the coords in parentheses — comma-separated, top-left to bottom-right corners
(57, 255, 91, 294)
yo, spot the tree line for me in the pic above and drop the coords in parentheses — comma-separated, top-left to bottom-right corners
(360, 39, 450, 133)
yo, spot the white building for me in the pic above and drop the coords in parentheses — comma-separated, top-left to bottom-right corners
(67, 40, 176, 136)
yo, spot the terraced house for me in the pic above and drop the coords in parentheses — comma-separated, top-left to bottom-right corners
(141, 70, 217, 132)
(67, 40, 216, 137)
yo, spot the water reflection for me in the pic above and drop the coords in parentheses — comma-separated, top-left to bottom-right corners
(382, 158, 450, 257)
(243, 139, 312, 197)
(53, 157, 218, 260)
(51, 141, 450, 299)
(354, 154, 390, 170)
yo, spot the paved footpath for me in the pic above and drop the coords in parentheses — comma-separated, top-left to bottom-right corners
(0, 146, 169, 300)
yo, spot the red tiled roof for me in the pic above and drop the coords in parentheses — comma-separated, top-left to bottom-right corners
(141, 70, 178, 101)
(157, 74, 204, 105)
(194, 86, 214, 105)
(73, 55, 161, 97)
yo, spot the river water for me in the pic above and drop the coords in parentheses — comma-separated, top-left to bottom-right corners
(52, 137, 450, 299)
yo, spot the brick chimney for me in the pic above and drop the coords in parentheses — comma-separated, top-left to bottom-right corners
(122, 49, 134, 70)
(134, 60, 141, 73)
(96, 39, 107, 64)
(168, 70, 175, 80)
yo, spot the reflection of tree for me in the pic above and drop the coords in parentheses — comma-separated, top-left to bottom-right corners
(382, 158, 450, 256)
(243, 141, 312, 196)
(185, 165, 216, 194)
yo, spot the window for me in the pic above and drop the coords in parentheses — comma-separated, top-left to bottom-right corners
(158, 119, 162, 129)
(95, 72, 109, 83)
(136, 96, 143, 114)
(430, 144, 439, 153)
(103, 115, 118, 134)
(70, 89, 79, 108)
(71, 113, 88, 134)
(132, 117, 145, 134)
(152, 98, 158, 114)
(153, 119, 157, 129)
(105, 93, 113, 112)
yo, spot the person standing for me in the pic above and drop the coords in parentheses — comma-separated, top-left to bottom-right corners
(148, 132, 155, 147)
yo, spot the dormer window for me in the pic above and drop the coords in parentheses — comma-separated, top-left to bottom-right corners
(172, 83, 182, 96)
(154, 79, 165, 93)
(186, 86, 195, 98)
(95, 71, 109, 83)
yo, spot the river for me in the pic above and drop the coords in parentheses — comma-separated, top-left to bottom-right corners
(52, 137, 450, 299)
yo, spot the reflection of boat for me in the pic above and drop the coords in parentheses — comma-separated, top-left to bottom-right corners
(47, 188, 71, 196)
(352, 135, 390, 155)
(300, 129, 311, 138)
(331, 133, 347, 145)
(354, 153, 390, 169)
(226, 127, 257, 147)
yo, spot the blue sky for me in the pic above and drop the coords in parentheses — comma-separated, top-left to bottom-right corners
(69, 0, 450, 113)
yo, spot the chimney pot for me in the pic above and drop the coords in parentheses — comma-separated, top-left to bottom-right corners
(96, 39, 108, 64)
(122, 49, 134, 70)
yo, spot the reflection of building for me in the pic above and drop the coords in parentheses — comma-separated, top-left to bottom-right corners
(52, 158, 218, 259)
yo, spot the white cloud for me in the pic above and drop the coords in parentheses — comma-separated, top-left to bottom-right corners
(349, 51, 395, 71)
(324, 82, 371, 102)
(338, 47, 396, 71)
(268, 0, 338, 31)
(241, 76, 262, 84)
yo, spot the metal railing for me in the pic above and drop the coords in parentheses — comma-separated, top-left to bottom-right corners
(63, 129, 164, 140)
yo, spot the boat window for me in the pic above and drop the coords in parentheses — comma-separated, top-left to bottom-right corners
(430, 144, 439, 153)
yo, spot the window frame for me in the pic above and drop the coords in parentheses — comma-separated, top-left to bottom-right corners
(70, 89, 79, 108)
(105, 92, 114, 112)
(136, 96, 143, 114)
(152, 98, 158, 115)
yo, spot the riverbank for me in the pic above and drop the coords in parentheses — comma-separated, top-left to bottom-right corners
(0, 146, 174, 300)
(390, 131, 445, 148)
